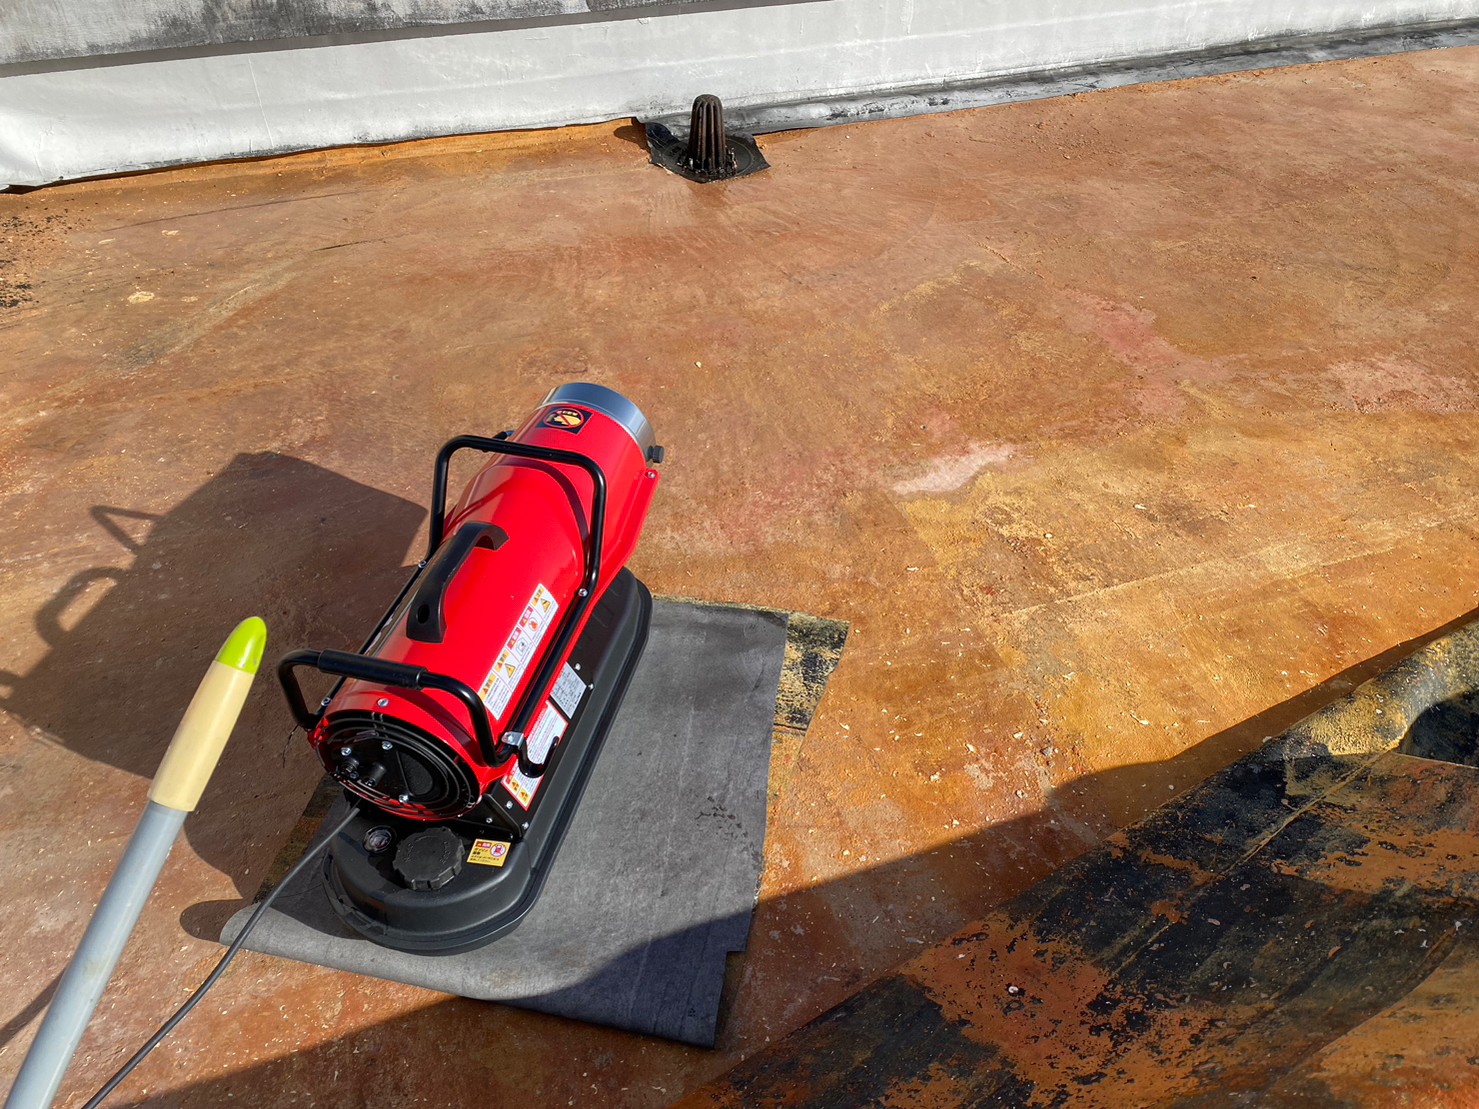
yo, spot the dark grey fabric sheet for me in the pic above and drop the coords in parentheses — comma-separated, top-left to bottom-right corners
(223, 599, 788, 1046)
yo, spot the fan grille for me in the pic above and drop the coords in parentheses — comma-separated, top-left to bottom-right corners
(321, 711, 481, 819)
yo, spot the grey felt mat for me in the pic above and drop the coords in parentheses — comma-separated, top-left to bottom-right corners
(224, 599, 794, 1046)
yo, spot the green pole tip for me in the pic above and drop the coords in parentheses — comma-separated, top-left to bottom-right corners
(215, 616, 267, 674)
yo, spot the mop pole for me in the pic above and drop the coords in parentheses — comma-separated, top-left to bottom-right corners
(4, 618, 266, 1109)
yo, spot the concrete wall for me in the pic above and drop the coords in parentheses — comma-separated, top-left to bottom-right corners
(3, 0, 1478, 186)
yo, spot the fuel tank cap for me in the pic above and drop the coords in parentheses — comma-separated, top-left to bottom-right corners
(392, 827, 465, 891)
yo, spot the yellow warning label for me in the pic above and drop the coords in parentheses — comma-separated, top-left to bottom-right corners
(467, 839, 510, 867)
(478, 583, 559, 718)
(504, 767, 537, 809)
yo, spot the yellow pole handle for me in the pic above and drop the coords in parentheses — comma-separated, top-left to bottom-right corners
(148, 617, 266, 813)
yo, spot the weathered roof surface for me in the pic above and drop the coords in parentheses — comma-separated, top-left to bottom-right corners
(2, 43, 1479, 1108)
(675, 626, 1479, 1106)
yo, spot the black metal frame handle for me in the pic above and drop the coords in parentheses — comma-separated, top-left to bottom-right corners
(277, 434, 609, 783)
(405, 521, 508, 644)
(277, 648, 502, 765)
(427, 434, 608, 778)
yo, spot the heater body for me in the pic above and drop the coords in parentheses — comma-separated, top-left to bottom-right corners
(279, 383, 660, 953)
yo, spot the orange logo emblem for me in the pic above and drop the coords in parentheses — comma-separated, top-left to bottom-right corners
(544, 406, 587, 430)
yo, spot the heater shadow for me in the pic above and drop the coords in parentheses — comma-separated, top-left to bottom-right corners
(111, 607, 1479, 1108)
(0, 453, 426, 894)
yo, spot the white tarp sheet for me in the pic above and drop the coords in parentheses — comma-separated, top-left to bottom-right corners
(3, 0, 1478, 186)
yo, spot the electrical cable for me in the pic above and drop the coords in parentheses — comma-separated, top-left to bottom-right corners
(78, 793, 372, 1109)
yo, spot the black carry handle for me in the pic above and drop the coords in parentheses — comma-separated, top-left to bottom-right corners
(426, 434, 609, 778)
(405, 522, 508, 643)
(427, 435, 605, 577)
(277, 648, 503, 765)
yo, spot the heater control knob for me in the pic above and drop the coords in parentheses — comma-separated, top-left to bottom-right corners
(392, 827, 464, 891)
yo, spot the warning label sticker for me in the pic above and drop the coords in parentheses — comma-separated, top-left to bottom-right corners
(551, 662, 587, 718)
(502, 704, 567, 810)
(525, 702, 568, 765)
(479, 584, 559, 718)
(504, 764, 538, 809)
(467, 839, 510, 867)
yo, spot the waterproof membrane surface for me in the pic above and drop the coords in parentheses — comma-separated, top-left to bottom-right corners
(4, 42, 1479, 1109)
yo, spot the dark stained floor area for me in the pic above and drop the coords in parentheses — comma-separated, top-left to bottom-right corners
(678, 621, 1479, 1107)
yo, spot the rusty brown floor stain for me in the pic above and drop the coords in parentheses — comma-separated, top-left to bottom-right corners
(3, 44, 1479, 1109)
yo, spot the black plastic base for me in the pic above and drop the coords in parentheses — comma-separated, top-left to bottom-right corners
(321, 569, 652, 954)
(645, 123, 769, 183)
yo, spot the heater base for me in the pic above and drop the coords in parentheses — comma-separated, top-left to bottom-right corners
(320, 569, 652, 954)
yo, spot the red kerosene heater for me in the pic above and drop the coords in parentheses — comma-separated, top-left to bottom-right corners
(278, 383, 661, 953)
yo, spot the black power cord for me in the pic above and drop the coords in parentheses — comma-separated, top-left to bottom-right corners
(80, 794, 371, 1109)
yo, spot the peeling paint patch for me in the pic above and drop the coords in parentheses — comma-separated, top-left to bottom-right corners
(894, 443, 1017, 496)
(1327, 358, 1476, 414)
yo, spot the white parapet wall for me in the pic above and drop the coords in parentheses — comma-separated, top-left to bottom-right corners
(3, 0, 1478, 186)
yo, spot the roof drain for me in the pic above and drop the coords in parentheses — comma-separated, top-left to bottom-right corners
(645, 94, 769, 183)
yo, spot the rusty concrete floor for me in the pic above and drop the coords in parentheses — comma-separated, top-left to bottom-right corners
(2, 43, 1479, 1109)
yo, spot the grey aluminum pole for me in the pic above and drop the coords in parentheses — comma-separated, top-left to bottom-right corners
(4, 617, 265, 1109)
(5, 804, 187, 1109)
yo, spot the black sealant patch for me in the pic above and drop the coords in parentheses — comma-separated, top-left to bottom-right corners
(688, 746, 1479, 1101)
(721, 975, 1035, 1107)
(644, 122, 769, 183)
